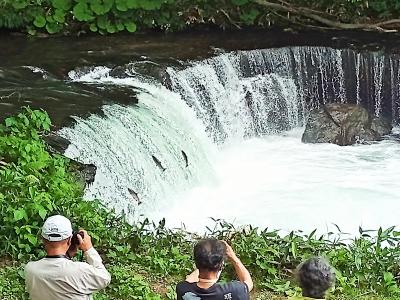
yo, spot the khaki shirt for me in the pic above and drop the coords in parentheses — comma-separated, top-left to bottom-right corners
(25, 247, 111, 300)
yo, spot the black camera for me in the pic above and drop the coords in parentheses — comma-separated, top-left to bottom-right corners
(70, 231, 84, 248)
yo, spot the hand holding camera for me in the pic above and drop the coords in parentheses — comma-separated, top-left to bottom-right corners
(77, 229, 93, 252)
(68, 229, 93, 258)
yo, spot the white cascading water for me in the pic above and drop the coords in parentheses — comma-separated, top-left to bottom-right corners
(59, 46, 400, 234)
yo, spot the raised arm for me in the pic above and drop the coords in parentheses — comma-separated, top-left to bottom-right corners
(222, 241, 253, 292)
(76, 230, 111, 292)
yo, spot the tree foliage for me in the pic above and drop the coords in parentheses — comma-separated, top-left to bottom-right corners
(0, 0, 400, 35)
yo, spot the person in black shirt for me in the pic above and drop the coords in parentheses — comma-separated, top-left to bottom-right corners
(176, 239, 253, 300)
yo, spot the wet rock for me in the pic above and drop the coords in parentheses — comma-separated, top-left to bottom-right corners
(71, 162, 96, 186)
(371, 117, 392, 136)
(302, 103, 391, 146)
(43, 133, 71, 153)
(44, 133, 96, 186)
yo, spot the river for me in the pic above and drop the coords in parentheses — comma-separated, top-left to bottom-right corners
(2, 29, 400, 234)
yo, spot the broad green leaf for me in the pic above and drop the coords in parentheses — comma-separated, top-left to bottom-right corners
(73, 3, 95, 22)
(38, 206, 47, 220)
(51, 0, 72, 10)
(46, 22, 62, 34)
(126, 0, 139, 9)
(54, 9, 66, 23)
(90, 0, 113, 15)
(26, 234, 38, 246)
(116, 0, 128, 11)
(125, 21, 137, 32)
(33, 16, 47, 28)
(14, 208, 27, 221)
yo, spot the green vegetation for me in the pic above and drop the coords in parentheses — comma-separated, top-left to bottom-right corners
(0, 0, 400, 35)
(1, 108, 400, 300)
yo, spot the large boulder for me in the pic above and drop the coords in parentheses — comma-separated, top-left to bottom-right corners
(302, 103, 392, 146)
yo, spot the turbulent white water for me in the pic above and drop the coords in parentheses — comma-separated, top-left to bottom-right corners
(59, 46, 400, 234)
(153, 128, 400, 234)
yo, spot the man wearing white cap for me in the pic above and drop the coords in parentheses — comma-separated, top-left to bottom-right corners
(25, 215, 111, 300)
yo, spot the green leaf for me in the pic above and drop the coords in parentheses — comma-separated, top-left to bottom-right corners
(116, 22, 125, 31)
(116, 0, 128, 11)
(12, 0, 29, 9)
(97, 16, 108, 30)
(89, 23, 98, 32)
(126, 0, 139, 9)
(33, 16, 47, 28)
(38, 207, 47, 220)
(139, 0, 162, 10)
(90, 0, 113, 15)
(5, 117, 16, 127)
(51, 0, 72, 10)
(73, 3, 95, 22)
(14, 208, 27, 221)
(125, 21, 137, 32)
(46, 22, 62, 34)
(26, 234, 38, 246)
(53, 9, 66, 23)
(106, 24, 116, 33)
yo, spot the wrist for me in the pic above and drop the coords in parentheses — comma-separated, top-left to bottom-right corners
(82, 246, 94, 253)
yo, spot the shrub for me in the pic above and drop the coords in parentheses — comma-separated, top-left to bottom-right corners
(0, 0, 400, 35)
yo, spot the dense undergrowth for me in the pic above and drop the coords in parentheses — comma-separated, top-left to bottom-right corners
(1, 0, 400, 35)
(1, 107, 400, 299)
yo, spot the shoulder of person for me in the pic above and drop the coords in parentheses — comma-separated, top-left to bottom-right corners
(176, 280, 193, 289)
(25, 259, 44, 271)
(219, 280, 248, 293)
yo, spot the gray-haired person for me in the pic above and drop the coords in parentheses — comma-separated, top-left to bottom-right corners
(25, 215, 111, 300)
(293, 257, 336, 300)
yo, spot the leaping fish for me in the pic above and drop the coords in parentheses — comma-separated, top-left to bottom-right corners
(181, 150, 189, 168)
(152, 155, 166, 172)
(128, 188, 142, 205)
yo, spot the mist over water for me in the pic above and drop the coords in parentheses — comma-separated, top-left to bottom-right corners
(59, 46, 400, 234)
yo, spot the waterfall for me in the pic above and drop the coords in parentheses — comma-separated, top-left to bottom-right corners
(59, 46, 400, 220)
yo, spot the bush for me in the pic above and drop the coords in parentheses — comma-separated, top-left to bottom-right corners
(0, 0, 399, 35)
(0, 265, 28, 300)
(0, 107, 130, 259)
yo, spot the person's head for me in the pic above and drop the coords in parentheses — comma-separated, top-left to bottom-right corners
(41, 215, 73, 252)
(194, 239, 226, 273)
(296, 257, 335, 299)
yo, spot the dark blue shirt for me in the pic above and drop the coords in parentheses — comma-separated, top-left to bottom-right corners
(176, 281, 249, 300)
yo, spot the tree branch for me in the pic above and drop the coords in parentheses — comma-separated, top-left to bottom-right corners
(253, 0, 399, 32)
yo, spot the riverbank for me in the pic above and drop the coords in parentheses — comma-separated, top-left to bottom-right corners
(1, 108, 400, 299)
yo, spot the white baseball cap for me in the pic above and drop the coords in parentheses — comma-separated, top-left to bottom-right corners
(41, 215, 73, 242)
